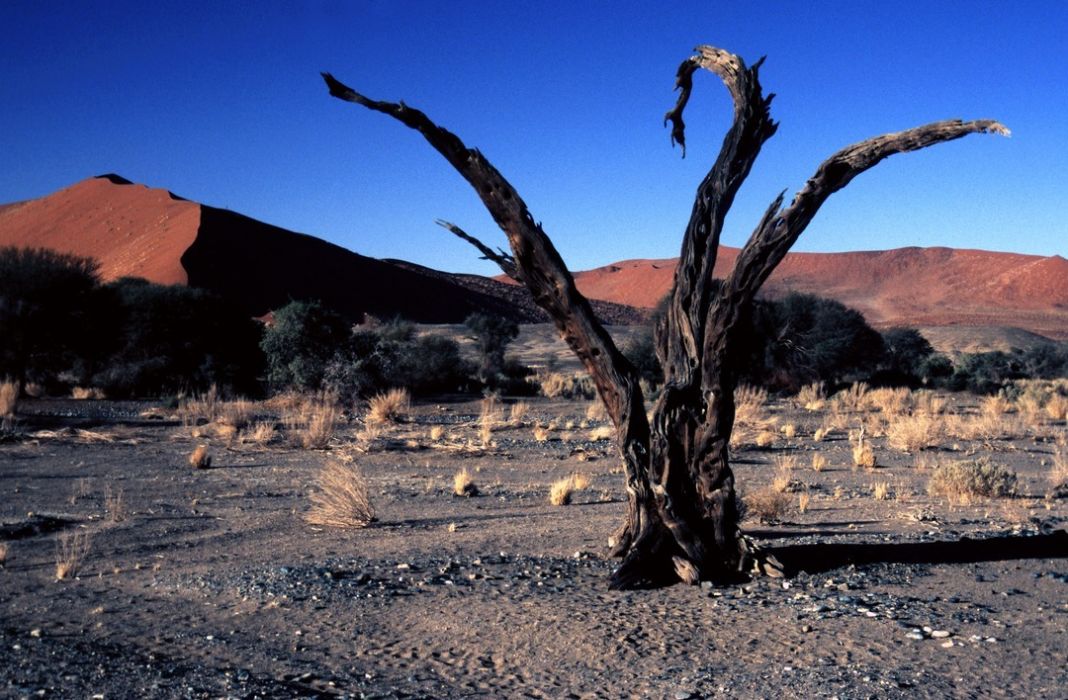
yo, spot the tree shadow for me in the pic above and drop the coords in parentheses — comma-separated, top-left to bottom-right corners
(767, 530, 1068, 577)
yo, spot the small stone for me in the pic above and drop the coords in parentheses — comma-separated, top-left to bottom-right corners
(674, 691, 693, 700)
(931, 630, 951, 639)
(905, 632, 924, 640)
(940, 640, 954, 648)
(29, 629, 41, 638)
(801, 625, 812, 633)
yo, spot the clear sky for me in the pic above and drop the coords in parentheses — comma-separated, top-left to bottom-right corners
(2, 1, 1066, 275)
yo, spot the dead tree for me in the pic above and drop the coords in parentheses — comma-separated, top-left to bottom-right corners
(323, 46, 1007, 589)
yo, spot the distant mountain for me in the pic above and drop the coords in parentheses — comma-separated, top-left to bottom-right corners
(0, 175, 638, 325)
(560, 248, 1068, 341)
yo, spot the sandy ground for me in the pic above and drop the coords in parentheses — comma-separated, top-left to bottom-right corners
(1, 389, 1066, 699)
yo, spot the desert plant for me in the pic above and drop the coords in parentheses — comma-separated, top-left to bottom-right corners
(549, 473, 591, 506)
(588, 425, 615, 442)
(868, 386, 912, 417)
(980, 393, 1012, 418)
(55, 529, 92, 580)
(465, 312, 519, 387)
(836, 382, 871, 413)
(242, 421, 278, 445)
(928, 457, 1018, 505)
(453, 468, 478, 497)
(533, 425, 551, 442)
(261, 300, 348, 392)
(585, 400, 608, 422)
(886, 412, 943, 452)
(189, 445, 211, 469)
(810, 454, 827, 472)
(478, 394, 500, 445)
(0, 379, 17, 419)
(71, 386, 106, 400)
(743, 487, 791, 524)
(798, 491, 811, 514)
(1045, 393, 1068, 422)
(301, 399, 340, 449)
(306, 458, 376, 528)
(872, 481, 891, 500)
(104, 485, 127, 522)
(850, 426, 876, 469)
(429, 425, 445, 441)
(796, 382, 825, 411)
(509, 400, 530, 425)
(734, 384, 768, 425)
(367, 388, 410, 425)
(537, 372, 597, 400)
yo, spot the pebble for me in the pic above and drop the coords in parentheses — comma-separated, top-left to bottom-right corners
(931, 630, 951, 639)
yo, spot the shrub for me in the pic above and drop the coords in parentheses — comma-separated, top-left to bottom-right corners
(621, 328, 661, 386)
(301, 400, 340, 449)
(0, 247, 101, 389)
(464, 313, 519, 387)
(453, 468, 478, 497)
(367, 388, 410, 425)
(55, 530, 92, 580)
(189, 445, 211, 469)
(261, 300, 349, 393)
(928, 458, 1018, 505)
(538, 372, 597, 399)
(549, 474, 590, 505)
(306, 458, 376, 528)
(886, 412, 943, 453)
(0, 379, 17, 418)
(742, 487, 791, 524)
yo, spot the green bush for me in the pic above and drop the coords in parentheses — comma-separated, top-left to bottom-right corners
(464, 313, 519, 387)
(261, 300, 349, 392)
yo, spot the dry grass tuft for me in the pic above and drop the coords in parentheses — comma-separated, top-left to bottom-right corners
(781, 423, 797, 439)
(533, 425, 551, 442)
(367, 388, 410, 425)
(743, 487, 791, 524)
(508, 401, 530, 426)
(104, 485, 127, 522)
(850, 426, 876, 470)
(810, 453, 827, 472)
(812, 426, 830, 442)
(429, 425, 445, 441)
(928, 457, 1018, 505)
(189, 444, 211, 469)
(0, 379, 18, 418)
(796, 382, 825, 411)
(305, 459, 376, 528)
(71, 386, 106, 400)
(1049, 438, 1068, 492)
(798, 491, 811, 514)
(872, 481, 891, 500)
(242, 421, 278, 446)
(549, 473, 591, 505)
(886, 412, 944, 452)
(453, 468, 478, 497)
(298, 399, 341, 449)
(835, 382, 870, 413)
(1044, 394, 1068, 422)
(588, 425, 615, 442)
(55, 530, 92, 580)
(754, 430, 778, 449)
(735, 384, 768, 425)
(478, 394, 500, 446)
(538, 372, 597, 400)
(980, 393, 1012, 419)
(178, 385, 220, 426)
(586, 400, 608, 422)
(869, 387, 912, 417)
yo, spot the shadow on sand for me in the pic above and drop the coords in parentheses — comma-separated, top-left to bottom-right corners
(767, 529, 1068, 577)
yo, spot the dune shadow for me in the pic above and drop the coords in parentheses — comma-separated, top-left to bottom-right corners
(767, 530, 1068, 577)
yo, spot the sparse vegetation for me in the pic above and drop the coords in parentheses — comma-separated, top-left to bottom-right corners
(55, 529, 92, 580)
(928, 458, 1018, 505)
(367, 388, 410, 426)
(743, 487, 791, 524)
(0, 379, 17, 419)
(189, 444, 211, 469)
(306, 458, 376, 528)
(453, 468, 478, 497)
(549, 474, 591, 505)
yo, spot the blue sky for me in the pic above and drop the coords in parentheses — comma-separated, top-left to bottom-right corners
(2, 1, 1065, 275)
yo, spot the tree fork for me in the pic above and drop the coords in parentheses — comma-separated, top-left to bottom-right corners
(323, 47, 1006, 589)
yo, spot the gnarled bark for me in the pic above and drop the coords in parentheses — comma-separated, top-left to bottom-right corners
(323, 47, 1006, 589)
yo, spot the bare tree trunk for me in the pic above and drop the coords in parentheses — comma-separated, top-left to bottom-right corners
(323, 46, 1006, 588)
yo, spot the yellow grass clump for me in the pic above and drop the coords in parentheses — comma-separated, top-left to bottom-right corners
(305, 459, 376, 528)
(588, 425, 615, 442)
(869, 387, 912, 417)
(429, 425, 445, 441)
(850, 427, 876, 469)
(781, 423, 797, 439)
(242, 421, 278, 446)
(796, 382, 825, 411)
(104, 485, 127, 522)
(55, 530, 92, 580)
(835, 382, 870, 413)
(71, 386, 106, 400)
(533, 425, 551, 442)
(734, 384, 768, 425)
(453, 468, 478, 497)
(509, 400, 530, 426)
(798, 491, 811, 514)
(189, 444, 211, 469)
(367, 388, 410, 425)
(886, 412, 944, 453)
(810, 453, 827, 472)
(1044, 394, 1068, 422)
(549, 473, 591, 506)
(301, 400, 340, 449)
(0, 379, 18, 419)
(538, 372, 597, 399)
(478, 394, 500, 446)
(872, 481, 891, 500)
(586, 400, 608, 422)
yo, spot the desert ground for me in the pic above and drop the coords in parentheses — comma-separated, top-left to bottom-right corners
(2, 328, 1067, 699)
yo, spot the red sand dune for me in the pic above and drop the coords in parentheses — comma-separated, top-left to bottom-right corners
(0, 175, 633, 325)
(564, 247, 1068, 339)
